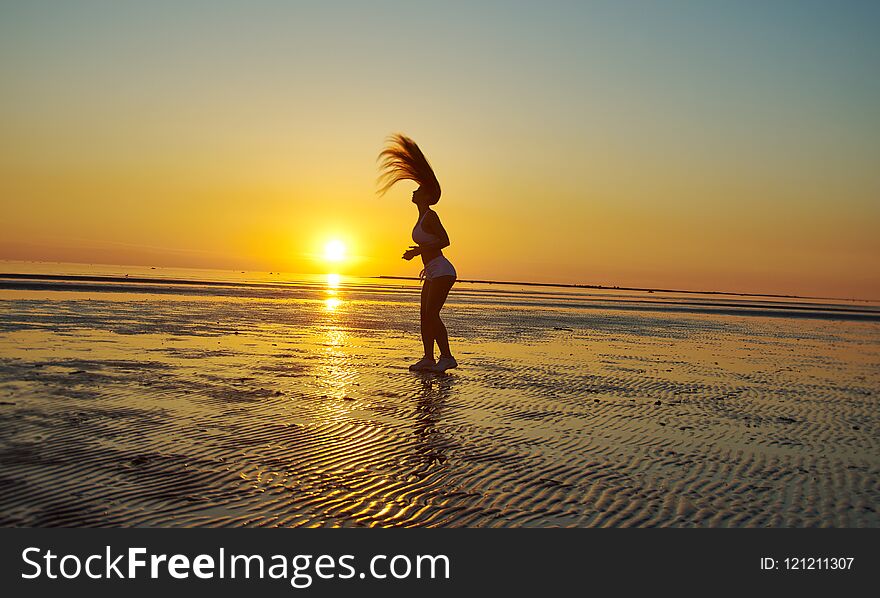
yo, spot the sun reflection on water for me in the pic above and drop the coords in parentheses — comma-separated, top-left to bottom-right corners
(315, 326, 355, 406)
(323, 273, 343, 311)
(315, 274, 356, 409)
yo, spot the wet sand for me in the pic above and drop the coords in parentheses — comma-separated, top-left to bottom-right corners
(0, 267, 878, 527)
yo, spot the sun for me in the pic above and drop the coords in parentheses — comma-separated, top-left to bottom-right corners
(323, 240, 346, 262)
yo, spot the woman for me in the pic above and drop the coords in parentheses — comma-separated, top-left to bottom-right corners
(378, 133, 457, 373)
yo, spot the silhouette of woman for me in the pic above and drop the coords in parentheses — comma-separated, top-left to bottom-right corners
(378, 134, 457, 373)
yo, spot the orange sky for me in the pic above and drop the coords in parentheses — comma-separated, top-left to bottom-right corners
(1, 2, 878, 299)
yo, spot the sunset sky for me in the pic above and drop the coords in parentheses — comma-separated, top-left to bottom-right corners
(1, 1, 878, 298)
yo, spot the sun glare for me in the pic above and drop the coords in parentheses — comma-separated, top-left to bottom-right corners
(324, 240, 346, 262)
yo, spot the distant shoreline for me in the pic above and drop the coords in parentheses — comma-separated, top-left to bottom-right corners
(375, 275, 874, 303)
(0, 270, 877, 320)
(0, 262, 873, 304)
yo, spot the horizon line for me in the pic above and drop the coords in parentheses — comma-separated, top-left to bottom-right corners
(0, 259, 875, 304)
(374, 275, 877, 304)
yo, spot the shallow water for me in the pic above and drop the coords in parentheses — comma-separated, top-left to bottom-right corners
(0, 264, 878, 527)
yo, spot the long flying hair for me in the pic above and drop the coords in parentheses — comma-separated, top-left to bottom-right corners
(377, 133, 441, 203)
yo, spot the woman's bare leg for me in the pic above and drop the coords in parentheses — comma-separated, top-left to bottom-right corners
(425, 276, 455, 357)
(420, 279, 433, 358)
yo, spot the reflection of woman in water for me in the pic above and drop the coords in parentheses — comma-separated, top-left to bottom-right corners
(412, 376, 454, 467)
(378, 134, 457, 373)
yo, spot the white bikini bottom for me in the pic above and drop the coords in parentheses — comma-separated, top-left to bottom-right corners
(420, 255, 457, 280)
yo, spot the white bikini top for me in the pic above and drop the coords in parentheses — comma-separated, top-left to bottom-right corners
(412, 210, 441, 245)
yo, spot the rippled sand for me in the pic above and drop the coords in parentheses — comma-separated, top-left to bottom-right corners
(0, 271, 878, 527)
